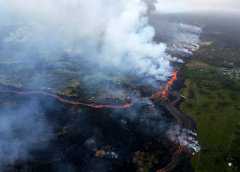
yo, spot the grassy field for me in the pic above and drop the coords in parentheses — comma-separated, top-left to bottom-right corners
(180, 60, 240, 172)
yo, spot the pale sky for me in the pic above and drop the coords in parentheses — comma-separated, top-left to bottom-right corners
(155, 0, 240, 13)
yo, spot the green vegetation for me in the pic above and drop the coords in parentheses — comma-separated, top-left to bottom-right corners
(180, 60, 240, 172)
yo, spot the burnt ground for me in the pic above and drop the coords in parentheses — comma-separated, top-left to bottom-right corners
(0, 86, 194, 172)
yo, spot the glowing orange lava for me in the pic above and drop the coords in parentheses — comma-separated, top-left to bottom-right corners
(151, 70, 178, 100)
(162, 70, 178, 97)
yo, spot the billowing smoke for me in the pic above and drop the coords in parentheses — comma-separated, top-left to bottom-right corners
(0, 100, 52, 170)
(0, 0, 172, 80)
(150, 19, 202, 57)
(167, 125, 201, 154)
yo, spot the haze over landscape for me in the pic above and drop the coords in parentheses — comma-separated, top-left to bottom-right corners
(154, 0, 240, 13)
(0, 1, 239, 172)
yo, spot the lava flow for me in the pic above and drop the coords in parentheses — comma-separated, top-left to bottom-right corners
(0, 71, 178, 110)
(151, 70, 178, 100)
(0, 90, 133, 109)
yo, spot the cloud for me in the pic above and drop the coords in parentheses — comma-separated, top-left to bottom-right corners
(155, 0, 240, 13)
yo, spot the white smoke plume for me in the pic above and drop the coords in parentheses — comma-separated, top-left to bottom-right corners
(167, 23, 202, 56)
(0, 0, 172, 80)
(0, 100, 52, 170)
(149, 15, 202, 59)
(167, 125, 201, 153)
